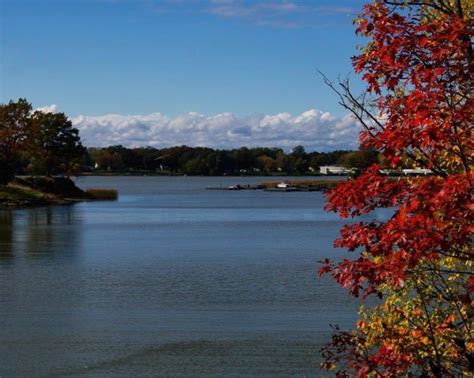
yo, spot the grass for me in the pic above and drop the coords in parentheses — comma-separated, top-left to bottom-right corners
(85, 188, 118, 200)
(0, 184, 50, 201)
(0, 182, 58, 207)
(1, 178, 119, 207)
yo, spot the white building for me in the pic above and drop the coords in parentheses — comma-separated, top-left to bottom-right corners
(319, 166, 352, 175)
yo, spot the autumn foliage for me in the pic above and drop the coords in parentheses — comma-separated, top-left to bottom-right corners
(320, 1, 473, 376)
(0, 99, 85, 183)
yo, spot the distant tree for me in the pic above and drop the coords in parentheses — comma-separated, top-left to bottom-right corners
(233, 147, 255, 171)
(110, 152, 124, 171)
(309, 153, 323, 171)
(184, 156, 207, 174)
(88, 148, 109, 170)
(84, 144, 382, 176)
(141, 151, 160, 172)
(257, 155, 278, 173)
(81, 149, 94, 170)
(291, 145, 306, 158)
(337, 148, 379, 169)
(289, 145, 309, 173)
(293, 157, 309, 173)
(0, 99, 32, 184)
(28, 111, 85, 177)
(215, 151, 234, 174)
(272, 151, 286, 172)
(309, 150, 353, 170)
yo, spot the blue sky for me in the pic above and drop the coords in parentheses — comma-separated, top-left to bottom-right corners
(1, 0, 367, 150)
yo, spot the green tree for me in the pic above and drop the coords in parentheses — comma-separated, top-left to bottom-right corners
(293, 157, 309, 173)
(291, 145, 306, 159)
(233, 147, 255, 172)
(0, 99, 32, 184)
(257, 155, 278, 173)
(337, 148, 379, 169)
(28, 111, 85, 177)
(275, 150, 291, 173)
(290, 145, 309, 173)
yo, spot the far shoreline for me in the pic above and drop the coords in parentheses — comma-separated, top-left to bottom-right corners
(79, 171, 337, 177)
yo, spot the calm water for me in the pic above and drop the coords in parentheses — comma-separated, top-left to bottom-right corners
(0, 176, 375, 377)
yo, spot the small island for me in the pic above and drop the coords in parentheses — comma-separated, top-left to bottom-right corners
(0, 176, 117, 208)
(0, 99, 117, 208)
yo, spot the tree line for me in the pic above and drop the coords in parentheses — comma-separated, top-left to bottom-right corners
(85, 144, 379, 175)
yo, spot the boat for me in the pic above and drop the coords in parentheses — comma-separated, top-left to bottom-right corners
(277, 181, 290, 188)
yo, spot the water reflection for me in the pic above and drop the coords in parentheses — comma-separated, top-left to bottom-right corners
(0, 210, 14, 260)
(26, 205, 77, 226)
(0, 205, 82, 262)
(0, 206, 86, 377)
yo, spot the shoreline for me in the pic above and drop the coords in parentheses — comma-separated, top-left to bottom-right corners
(79, 171, 347, 178)
(207, 178, 344, 192)
(0, 177, 116, 209)
(0, 176, 342, 210)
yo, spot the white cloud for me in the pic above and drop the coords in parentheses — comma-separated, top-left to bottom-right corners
(102, 1, 360, 28)
(206, 1, 359, 28)
(34, 104, 58, 113)
(207, 2, 307, 28)
(72, 109, 361, 151)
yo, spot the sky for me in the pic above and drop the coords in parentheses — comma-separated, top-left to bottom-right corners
(1, 0, 368, 151)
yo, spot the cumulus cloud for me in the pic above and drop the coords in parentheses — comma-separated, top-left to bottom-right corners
(71, 109, 361, 151)
(34, 104, 59, 113)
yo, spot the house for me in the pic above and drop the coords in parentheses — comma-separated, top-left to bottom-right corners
(319, 166, 352, 175)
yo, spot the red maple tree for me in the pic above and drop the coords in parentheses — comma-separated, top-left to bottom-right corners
(319, 1, 473, 376)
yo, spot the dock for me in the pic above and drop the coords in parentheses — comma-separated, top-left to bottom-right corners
(206, 184, 263, 191)
(206, 179, 343, 192)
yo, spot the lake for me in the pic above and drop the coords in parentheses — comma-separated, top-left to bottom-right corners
(0, 176, 372, 376)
